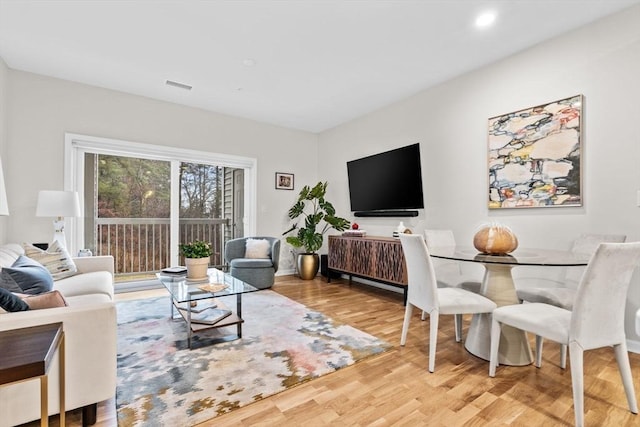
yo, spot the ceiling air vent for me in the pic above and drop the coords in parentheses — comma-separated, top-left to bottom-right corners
(165, 80, 192, 90)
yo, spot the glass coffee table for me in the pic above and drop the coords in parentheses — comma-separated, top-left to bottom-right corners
(156, 268, 259, 349)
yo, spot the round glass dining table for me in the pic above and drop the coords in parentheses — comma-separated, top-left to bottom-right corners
(429, 246, 590, 366)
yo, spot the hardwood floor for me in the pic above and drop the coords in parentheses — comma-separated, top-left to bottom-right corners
(34, 275, 640, 426)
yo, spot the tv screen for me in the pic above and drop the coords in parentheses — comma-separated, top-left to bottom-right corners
(347, 143, 424, 213)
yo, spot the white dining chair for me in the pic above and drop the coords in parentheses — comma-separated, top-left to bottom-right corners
(399, 234, 497, 373)
(516, 233, 626, 368)
(424, 229, 482, 293)
(516, 233, 626, 310)
(489, 242, 640, 427)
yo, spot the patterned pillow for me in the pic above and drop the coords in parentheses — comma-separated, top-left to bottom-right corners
(23, 240, 78, 280)
(245, 239, 270, 259)
(0, 255, 54, 294)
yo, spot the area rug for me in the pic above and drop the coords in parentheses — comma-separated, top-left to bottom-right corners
(116, 290, 392, 426)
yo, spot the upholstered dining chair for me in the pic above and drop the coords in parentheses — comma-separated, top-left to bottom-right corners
(516, 233, 626, 310)
(424, 229, 482, 293)
(515, 233, 626, 369)
(399, 234, 497, 373)
(489, 242, 640, 427)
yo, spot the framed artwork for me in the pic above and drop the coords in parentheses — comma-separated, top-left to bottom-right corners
(488, 94, 583, 209)
(275, 172, 294, 190)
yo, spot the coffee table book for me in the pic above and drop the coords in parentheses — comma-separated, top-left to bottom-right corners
(174, 301, 217, 313)
(190, 308, 232, 325)
(161, 266, 187, 275)
(175, 300, 242, 332)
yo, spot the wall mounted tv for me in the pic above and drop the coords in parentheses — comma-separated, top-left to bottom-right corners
(347, 143, 424, 217)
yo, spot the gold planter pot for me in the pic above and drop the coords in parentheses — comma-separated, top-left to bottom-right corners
(297, 253, 320, 280)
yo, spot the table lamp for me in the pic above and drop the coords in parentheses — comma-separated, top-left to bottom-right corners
(36, 190, 81, 248)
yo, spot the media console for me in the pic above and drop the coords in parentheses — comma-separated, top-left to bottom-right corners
(327, 235, 408, 304)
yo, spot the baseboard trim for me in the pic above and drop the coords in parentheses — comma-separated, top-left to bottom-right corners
(115, 279, 162, 294)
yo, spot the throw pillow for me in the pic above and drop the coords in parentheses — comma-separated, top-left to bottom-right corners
(23, 240, 78, 280)
(245, 238, 271, 259)
(0, 255, 54, 295)
(0, 287, 29, 312)
(21, 290, 68, 310)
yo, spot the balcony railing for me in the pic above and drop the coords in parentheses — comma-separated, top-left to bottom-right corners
(93, 218, 230, 277)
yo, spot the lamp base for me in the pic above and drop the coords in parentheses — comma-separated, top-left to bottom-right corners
(52, 218, 68, 249)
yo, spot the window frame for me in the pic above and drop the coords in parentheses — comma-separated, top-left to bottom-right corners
(63, 133, 257, 263)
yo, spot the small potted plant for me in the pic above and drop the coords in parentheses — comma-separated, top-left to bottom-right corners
(283, 181, 350, 279)
(179, 240, 212, 280)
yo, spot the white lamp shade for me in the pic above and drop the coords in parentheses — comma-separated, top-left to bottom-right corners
(36, 190, 81, 218)
(0, 157, 8, 216)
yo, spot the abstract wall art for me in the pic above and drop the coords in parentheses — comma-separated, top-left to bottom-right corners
(488, 94, 583, 209)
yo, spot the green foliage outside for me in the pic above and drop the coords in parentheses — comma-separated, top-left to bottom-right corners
(97, 155, 224, 219)
(283, 181, 350, 253)
(97, 155, 171, 218)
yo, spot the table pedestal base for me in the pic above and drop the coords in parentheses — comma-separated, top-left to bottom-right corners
(464, 263, 533, 366)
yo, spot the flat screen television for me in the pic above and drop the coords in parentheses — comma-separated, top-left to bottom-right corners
(347, 143, 424, 216)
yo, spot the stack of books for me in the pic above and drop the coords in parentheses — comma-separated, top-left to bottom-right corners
(342, 229, 367, 237)
(161, 266, 187, 276)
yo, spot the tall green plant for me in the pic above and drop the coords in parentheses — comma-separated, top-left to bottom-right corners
(283, 181, 350, 253)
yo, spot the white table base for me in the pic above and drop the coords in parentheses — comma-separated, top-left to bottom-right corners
(464, 263, 534, 366)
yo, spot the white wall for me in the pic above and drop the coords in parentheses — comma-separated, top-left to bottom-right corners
(0, 57, 8, 239)
(318, 6, 640, 342)
(4, 70, 318, 273)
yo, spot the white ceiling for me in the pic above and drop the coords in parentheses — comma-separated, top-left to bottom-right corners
(1, 0, 638, 133)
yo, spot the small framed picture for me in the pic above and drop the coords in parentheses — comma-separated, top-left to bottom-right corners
(275, 172, 294, 190)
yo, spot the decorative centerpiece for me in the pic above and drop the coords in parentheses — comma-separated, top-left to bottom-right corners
(179, 240, 212, 280)
(283, 181, 350, 279)
(473, 224, 518, 255)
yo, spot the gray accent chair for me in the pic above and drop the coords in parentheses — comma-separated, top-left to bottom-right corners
(225, 237, 280, 289)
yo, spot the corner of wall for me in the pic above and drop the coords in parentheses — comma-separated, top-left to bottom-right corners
(0, 56, 8, 244)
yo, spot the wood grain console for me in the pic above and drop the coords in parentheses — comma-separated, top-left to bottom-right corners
(327, 235, 408, 303)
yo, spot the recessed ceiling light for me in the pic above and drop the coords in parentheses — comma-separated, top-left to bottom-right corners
(165, 80, 192, 91)
(242, 58, 256, 67)
(475, 11, 497, 29)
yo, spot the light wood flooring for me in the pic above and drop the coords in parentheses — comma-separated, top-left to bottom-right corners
(30, 275, 640, 426)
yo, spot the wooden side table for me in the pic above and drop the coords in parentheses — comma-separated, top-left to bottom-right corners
(0, 323, 65, 426)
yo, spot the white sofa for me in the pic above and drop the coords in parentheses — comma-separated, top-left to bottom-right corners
(0, 243, 116, 426)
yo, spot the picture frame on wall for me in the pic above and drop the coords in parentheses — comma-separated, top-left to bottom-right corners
(487, 94, 583, 209)
(275, 172, 294, 190)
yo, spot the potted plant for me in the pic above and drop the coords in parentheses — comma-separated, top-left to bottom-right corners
(283, 181, 350, 279)
(179, 240, 212, 280)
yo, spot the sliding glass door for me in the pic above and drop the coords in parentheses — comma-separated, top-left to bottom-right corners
(178, 162, 229, 267)
(65, 134, 255, 284)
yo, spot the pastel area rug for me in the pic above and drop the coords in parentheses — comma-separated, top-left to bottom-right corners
(116, 290, 392, 426)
